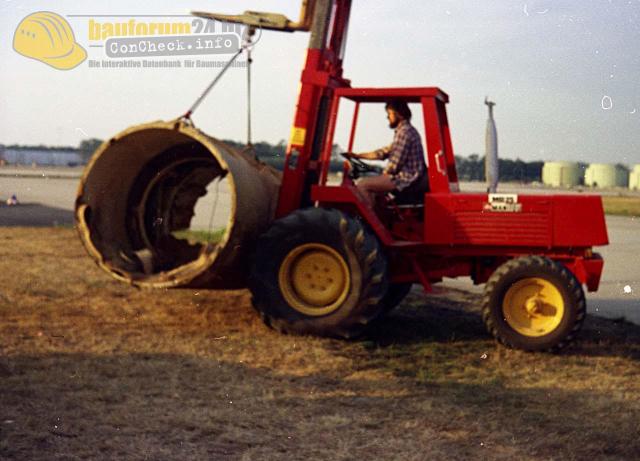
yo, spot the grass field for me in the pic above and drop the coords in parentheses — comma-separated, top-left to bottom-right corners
(602, 195, 640, 217)
(1, 228, 639, 460)
(172, 228, 227, 244)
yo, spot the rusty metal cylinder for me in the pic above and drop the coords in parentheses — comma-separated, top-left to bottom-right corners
(75, 119, 281, 289)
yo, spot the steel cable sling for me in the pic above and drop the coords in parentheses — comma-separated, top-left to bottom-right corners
(180, 26, 256, 141)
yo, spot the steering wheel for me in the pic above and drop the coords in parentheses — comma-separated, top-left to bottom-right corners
(340, 153, 384, 179)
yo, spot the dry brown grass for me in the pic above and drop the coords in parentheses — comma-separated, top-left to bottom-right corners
(602, 195, 640, 217)
(1, 227, 639, 460)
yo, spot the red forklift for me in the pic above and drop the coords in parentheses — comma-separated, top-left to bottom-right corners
(192, 0, 609, 351)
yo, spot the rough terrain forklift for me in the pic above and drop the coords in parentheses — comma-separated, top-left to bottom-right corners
(77, 0, 608, 352)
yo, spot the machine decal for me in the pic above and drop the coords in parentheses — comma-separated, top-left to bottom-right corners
(290, 126, 307, 146)
(484, 193, 522, 212)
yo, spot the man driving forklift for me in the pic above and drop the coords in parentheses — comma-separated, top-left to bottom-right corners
(346, 99, 427, 206)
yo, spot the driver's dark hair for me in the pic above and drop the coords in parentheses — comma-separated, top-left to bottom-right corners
(385, 99, 412, 120)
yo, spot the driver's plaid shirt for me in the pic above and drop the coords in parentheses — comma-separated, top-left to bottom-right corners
(374, 119, 426, 191)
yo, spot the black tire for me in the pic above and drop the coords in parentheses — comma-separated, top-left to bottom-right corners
(249, 208, 388, 338)
(380, 283, 413, 314)
(481, 256, 586, 352)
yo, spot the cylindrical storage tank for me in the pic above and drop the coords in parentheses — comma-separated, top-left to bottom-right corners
(584, 163, 627, 188)
(617, 166, 629, 187)
(75, 120, 281, 289)
(629, 165, 640, 190)
(542, 161, 581, 187)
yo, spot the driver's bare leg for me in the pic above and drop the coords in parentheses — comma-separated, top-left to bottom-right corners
(357, 174, 396, 207)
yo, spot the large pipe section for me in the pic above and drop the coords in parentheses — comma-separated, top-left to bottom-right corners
(75, 119, 281, 289)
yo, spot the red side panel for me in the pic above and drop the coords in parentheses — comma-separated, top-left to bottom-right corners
(424, 193, 608, 248)
(424, 194, 551, 246)
(552, 195, 609, 247)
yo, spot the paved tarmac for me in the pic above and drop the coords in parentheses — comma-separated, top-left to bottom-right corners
(1, 167, 638, 325)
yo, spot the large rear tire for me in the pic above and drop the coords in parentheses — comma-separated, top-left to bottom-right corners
(481, 256, 586, 352)
(249, 208, 388, 338)
(380, 283, 413, 314)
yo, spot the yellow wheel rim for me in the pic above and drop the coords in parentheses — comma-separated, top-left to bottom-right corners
(278, 243, 350, 316)
(502, 277, 565, 337)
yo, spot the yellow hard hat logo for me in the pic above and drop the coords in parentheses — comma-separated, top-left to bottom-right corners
(13, 11, 86, 70)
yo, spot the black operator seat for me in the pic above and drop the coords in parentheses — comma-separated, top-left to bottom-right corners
(392, 169, 429, 206)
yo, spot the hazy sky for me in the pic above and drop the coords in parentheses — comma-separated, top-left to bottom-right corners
(1, 0, 639, 164)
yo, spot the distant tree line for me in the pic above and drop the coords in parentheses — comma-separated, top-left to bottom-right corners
(228, 143, 550, 181)
(2, 143, 78, 151)
(222, 139, 346, 173)
(456, 154, 545, 183)
(4, 138, 560, 182)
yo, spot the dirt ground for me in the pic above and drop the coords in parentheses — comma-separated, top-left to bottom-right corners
(1, 227, 639, 460)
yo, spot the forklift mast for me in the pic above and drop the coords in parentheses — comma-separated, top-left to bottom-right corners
(195, 0, 353, 216)
(274, 0, 352, 216)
